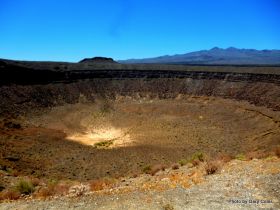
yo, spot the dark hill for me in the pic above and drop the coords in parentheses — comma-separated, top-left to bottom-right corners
(79, 57, 117, 64)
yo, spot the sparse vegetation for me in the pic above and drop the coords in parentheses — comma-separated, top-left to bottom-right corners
(0, 189, 21, 201)
(191, 152, 205, 162)
(142, 165, 151, 174)
(163, 203, 175, 210)
(55, 183, 71, 196)
(35, 181, 71, 198)
(35, 186, 54, 198)
(245, 150, 268, 160)
(94, 140, 113, 148)
(0, 94, 279, 206)
(15, 179, 35, 195)
(178, 159, 188, 166)
(235, 153, 246, 161)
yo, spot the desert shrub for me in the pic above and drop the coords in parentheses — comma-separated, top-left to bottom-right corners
(171, 163, 180, 170)
(205, 161, 221, 175)
(191, 152, 205, 162)
(15, 179, 34, 195)
(188, 151, 206, 166)
(178, 159, 188, 166)
(142, 165, 151, 174)
(235, 153, 246, 161)
(0, 189, 21, 200)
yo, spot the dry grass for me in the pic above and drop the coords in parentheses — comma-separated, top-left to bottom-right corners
(35, 186, 54, 198)
(15, 179, 35, 195)
(53, 183, 71, 196)
(0, 189, 21, 201)
(235, 153, 246, 161)
(34, 181, 71, 198)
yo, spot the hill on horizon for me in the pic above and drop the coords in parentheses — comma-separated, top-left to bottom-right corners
(119, 47, 280, 65)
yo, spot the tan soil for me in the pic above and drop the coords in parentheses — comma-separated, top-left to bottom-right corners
(1, 96, 279, 182)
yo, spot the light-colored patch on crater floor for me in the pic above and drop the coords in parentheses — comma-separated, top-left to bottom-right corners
(66, 126, 131, 148)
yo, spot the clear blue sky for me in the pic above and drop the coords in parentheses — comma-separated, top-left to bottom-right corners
(0, 0, 279, 61)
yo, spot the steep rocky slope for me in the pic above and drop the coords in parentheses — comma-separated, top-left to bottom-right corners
(0, 59, 280, 116)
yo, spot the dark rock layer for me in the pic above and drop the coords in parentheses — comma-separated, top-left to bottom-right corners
(0, 61, 279, 115)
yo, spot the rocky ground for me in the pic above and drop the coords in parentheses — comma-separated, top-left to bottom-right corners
(0, 96, 279, 209)
(1, 157, 279, 210)
(1, 97, 279, 181)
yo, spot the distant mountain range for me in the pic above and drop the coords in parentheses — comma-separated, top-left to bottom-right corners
(119, 47, 280, 65)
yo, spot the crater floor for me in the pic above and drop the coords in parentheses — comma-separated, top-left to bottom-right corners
(1, 96, 279, 181)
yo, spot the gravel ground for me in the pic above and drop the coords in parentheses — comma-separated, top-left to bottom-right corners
(1, 158, 279, 210)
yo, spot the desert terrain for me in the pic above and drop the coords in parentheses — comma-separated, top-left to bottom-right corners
(0, 59, 279, 209)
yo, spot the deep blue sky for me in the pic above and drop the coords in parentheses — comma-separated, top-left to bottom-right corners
(0, 0, 279, 61)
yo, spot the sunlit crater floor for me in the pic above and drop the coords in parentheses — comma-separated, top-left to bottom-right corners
(1, 96, 279, 182)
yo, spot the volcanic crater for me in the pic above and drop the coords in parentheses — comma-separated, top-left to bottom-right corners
(0, 58, 279, 182)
